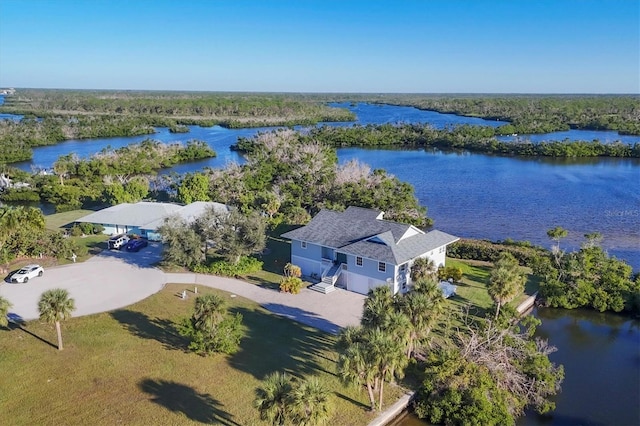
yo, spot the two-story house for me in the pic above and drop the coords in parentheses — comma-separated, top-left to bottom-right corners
(281, 206, 459, 295)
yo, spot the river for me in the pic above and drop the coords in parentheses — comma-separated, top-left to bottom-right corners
(2, 97, 639, 424)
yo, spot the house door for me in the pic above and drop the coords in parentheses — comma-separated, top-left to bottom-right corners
(336, 252, 347, 265)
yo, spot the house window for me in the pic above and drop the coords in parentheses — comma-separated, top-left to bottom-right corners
(301, 241, 307, 249)
(356, 256, 363, 267)
(378, 262, 386, 273)
(439, 246, 445, 254)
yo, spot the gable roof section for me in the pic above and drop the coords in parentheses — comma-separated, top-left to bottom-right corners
(281, 207, 459, 265)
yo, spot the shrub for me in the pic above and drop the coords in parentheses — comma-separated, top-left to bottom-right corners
(448, 238, 543, 266)
(438, 266, 463, 282)
(283, 262, 302, 278)
(193, 256, 263, 277)
(0, 188, 40, 202)
(280, 276, 304, 294)
(70, 225, 84, 237)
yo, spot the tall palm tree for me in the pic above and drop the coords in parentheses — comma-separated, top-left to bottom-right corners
(38, 289, 76, 350)
(192, 293, 226, 332)
(488, 253, 526, 319)
(0, 296, 12, 328)
(398, 288, 443, 357)
(337, 342, 377, 411)
(290, 376, 332, 426)
(367, 328, 408, 410)
(254, 371, 294, 426)
(362, 286, 394, 329)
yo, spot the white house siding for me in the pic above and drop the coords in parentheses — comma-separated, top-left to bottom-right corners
(425, 246, 447, 268)
(346, 272, 369, 294)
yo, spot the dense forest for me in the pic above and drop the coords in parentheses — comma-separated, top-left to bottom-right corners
(0, 89, 356, 127)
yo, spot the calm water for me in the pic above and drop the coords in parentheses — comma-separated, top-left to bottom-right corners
(337, 148, 640, 270)
(2, 97, 640, 424)
(5, 100, 640, 269)
(397, 308, 640, 426)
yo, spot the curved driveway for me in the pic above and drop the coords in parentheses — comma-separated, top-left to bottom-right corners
(0, 244, 364, 333)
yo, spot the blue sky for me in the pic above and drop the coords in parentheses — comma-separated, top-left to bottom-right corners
(0, 0, 638, 93)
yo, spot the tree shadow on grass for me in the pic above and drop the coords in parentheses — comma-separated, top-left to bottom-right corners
(139, 378, 240, 426)
(110, 310, 188, 352)
(261, 303, 343, 335)
(335, 392, 371, 410)
(2, 313, 58, 349)
(228, 306, 337, 381)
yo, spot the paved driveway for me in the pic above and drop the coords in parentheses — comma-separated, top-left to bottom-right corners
(0, 243, 166, 322)
(1, 244, 365, 333)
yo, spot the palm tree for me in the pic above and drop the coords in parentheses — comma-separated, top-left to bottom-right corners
(398, 285, 445, 357)
(410, 257, 437, 282)
(192, 293, 226, 332)
(488, 253, 526, 319)
(290, 376, 332, 426)
(38, 289, 76, 350)
(254, 371, 294, 425)
(384, 310, 411, 359)
(367, 328, 408, 410)
(362, 286, 394, 329)
(0, 296, 12, 328)
(337, 342, 377, 411)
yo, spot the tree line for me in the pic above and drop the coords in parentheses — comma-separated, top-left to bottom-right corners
(299, 123, 640, 158)
(358, 94, 640, 135)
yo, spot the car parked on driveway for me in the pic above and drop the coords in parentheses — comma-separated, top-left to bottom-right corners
(108, 234, 130, 250)
(125, 238, 149, 252)
(10, 264, 44, 283)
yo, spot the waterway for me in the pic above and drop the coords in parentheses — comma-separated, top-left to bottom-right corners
(398, 307, 640, 426)
(5, 101, 639, 269)
(2, 97, 639, 424)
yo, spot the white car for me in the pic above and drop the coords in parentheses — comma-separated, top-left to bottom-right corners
(10, 264, 44, 283)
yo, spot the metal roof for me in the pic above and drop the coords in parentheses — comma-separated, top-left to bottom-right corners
(76, 201, 228, 230)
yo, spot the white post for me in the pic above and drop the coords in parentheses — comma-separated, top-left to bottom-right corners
(194, 287, 198, 294)
(182, 290, 187, 300)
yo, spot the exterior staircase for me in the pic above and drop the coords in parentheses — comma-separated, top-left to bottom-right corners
(310, 263, 342, 294)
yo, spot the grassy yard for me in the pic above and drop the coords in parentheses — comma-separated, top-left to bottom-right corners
(0, 284, 403, 426)
(445, 258, 540, 320)
(44, 209, 95, 231)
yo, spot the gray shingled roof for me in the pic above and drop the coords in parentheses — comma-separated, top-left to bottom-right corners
(281, 207, 459, 265)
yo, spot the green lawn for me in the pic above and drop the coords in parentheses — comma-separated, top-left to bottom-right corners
(44, 209, 95, 231)
(0, 284, 403, 426)
(445, 258, 540, 320)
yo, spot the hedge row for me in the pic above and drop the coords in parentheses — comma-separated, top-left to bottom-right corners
(447, 239, 546, 266)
